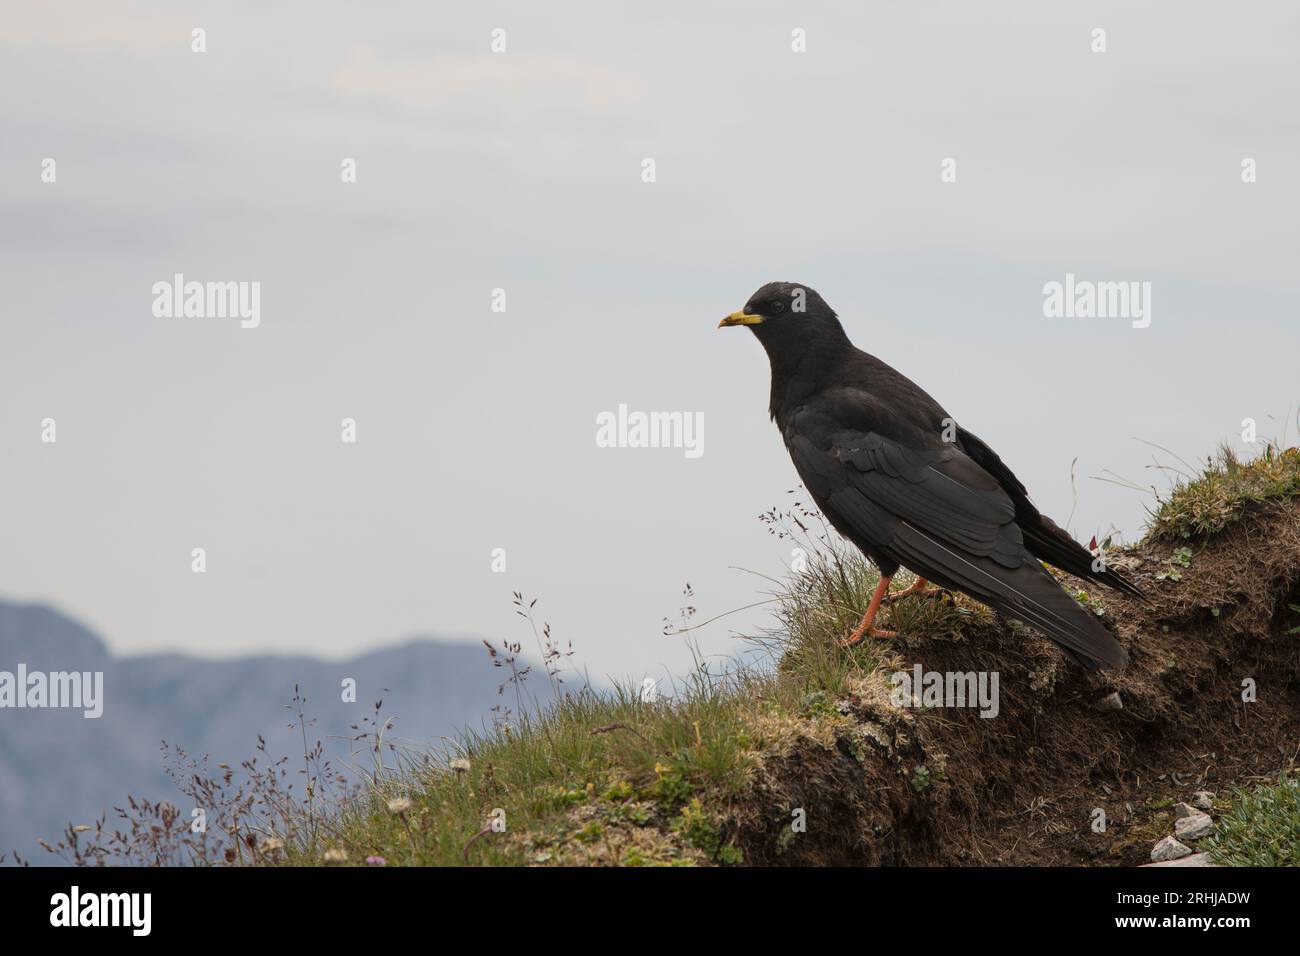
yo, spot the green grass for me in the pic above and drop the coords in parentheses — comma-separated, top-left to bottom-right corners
(760, 517, 991, 690)
(284, 675, 768, 866)
(275, 525, 916, 867)
(1148, 442, 1300, 541)
(1207, 776, 1300, 866)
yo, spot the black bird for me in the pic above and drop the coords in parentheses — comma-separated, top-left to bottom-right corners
(719, 281, 1142, 670)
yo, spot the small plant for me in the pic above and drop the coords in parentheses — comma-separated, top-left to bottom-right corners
(1072, 588, 1107, 616)
(652, 760, 695, 809)
(1156, 546, 1195, 582)
(603, 779, 634, 801)
(798, 690, 839, 720)
(673, 798, 742, 864)
(1208, 776, 1300, 866)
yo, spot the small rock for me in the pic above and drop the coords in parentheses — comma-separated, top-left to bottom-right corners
(1173, 801, 1197, 819)
(1174, 811, 1215, 841)
(1093, 691, 1123, 712)
(1191, 790, 1215, 811)
(1151, 836, 1192, 863)
(1145, 851, 1216, 867)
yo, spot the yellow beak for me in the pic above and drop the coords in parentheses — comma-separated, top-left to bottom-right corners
(718, 309, 765, 328)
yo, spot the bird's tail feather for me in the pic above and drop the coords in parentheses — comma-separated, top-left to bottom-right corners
(894, 523, 1128, 671)
(1025, 515, 1149, 602)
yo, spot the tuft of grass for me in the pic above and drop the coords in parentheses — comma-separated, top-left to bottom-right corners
(1148, 442, 1300, 541)
(753, 501, 990, 695)
(758, 517, 887, 693)
(1206, 776, 1300, 866)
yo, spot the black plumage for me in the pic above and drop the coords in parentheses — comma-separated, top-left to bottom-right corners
(720, 281, 1140, 671)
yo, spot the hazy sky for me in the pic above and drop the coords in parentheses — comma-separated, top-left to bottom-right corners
(2, 1, 1297, 684)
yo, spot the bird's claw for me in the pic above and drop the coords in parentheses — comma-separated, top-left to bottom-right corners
(841, 627, 897, 648)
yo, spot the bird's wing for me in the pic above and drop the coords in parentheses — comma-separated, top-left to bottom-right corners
(956, 426, 1147, 599)
(784, 391, 1127, 670)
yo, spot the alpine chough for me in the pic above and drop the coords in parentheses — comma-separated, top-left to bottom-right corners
(719, 281, 1142, 671)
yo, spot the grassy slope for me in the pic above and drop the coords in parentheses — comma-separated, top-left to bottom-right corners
(270, 443, 1300, 867)
(276, 529, 998, 865)
(277, 539, 905, 866)
(37, 443, 1294, 868)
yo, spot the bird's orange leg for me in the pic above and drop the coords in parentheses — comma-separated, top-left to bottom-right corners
(843, 575, 896, 647)
(881, 577, 941, 604)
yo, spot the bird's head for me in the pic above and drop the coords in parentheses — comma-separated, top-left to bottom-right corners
(717, 282, 846, 351)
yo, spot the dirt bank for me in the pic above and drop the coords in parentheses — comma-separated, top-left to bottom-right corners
(727, 499, 1300, 865)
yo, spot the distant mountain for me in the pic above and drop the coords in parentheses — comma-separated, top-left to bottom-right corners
(0, 600, 536, 861)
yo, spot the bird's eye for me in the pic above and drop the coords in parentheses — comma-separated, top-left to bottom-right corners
(770, 300, 786, 314)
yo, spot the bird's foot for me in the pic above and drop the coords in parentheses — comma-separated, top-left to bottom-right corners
(841, 627, 897, 648)
(881, 578, 944, 605)
(841, 575, 897, 647)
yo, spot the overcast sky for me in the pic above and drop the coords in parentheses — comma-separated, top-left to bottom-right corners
(2, 1, 1297, 684)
